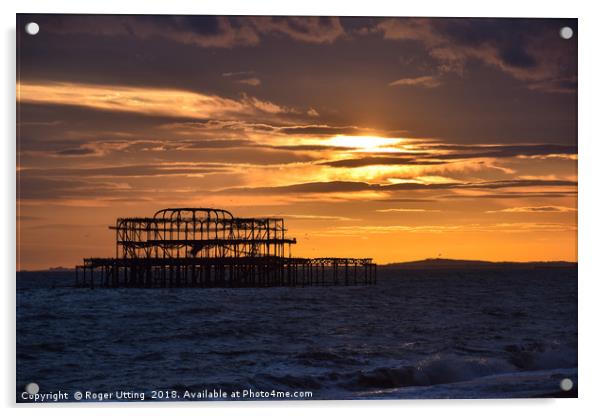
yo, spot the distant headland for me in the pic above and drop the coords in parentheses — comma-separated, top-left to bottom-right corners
(383, 258, 577, 270)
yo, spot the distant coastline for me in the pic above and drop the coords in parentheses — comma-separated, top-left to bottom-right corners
(18, 258, 577, 273)
(383, 258, 577, 270)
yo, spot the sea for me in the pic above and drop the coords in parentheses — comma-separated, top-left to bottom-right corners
(16, 267, 577, 401)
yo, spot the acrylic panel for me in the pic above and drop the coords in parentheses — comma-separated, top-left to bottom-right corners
(16, 14, 577, 402)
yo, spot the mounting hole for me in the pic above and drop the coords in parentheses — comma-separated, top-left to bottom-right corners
(559, 26, 573, 40)
(25, 22, 40, 36)
(560, 378, 573, 391)
(25, 382, 39, 394)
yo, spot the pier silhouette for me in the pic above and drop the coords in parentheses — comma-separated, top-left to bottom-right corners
(76, 208, 376, 288)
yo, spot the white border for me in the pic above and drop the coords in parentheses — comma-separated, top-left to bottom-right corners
(3, 1, 601, 415)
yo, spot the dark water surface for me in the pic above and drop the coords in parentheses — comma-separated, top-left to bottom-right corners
(16, 268, 577, 401)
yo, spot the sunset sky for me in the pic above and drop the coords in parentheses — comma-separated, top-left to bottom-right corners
(16, 15, 577, 270)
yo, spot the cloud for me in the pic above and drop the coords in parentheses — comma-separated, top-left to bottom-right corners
(17, 81, 304, 120)
(38, 15, 260, 48)
(38, 15, 346, 48)
(17, 176, 132, 200)
(318, 224, 464, 235)
(52, 141, 135, 157)
(279, 125, 364, 136)
(217, 179, 576, 195)
(307, 108, 320, 117)
(237, 78, 261, 86)
(16, 215, 44, 221)
(369, 18, 576, 92)
(21, 163, 229, 178)
(318, 221, 576, 236)
(441, 191, 577, 200)
(387, 179, 576, 191)
(143, 118, 380, 140)
(389, 75, 442, 88)
(33, 134, 357, 162)
(379, 198, 439, 203)
(222, 71, 261, 86)
(427, 144, 577, 160)
(55, 147, 98, 156)
(322, 156, 447, 168)
(222, 71, 255, 77)
(486, 205, 576, 213)
(375, 208, 441, 213)
(239, 94, 287, 114)
(223, 181, 372, 194)
(264, 214, 356, 221)
(248, 17, 346, 44)
(178, 139, 257, 149)
(270, 144, 357, 151)
(527, 77, 577, 94)
(318, 144, 576, 168)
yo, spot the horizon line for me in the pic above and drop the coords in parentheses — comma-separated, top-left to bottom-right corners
(16, 257, 578, 273)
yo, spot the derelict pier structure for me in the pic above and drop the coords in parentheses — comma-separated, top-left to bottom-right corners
(76, 208, 376, 288)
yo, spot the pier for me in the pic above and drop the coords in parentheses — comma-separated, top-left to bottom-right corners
(76, 208, 376, 288)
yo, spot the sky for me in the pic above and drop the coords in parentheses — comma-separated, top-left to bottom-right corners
(16, 15, 577, 270)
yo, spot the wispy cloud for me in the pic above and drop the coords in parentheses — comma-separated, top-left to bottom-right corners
(263, 214, 356, 221)
(486, 206, 576, 213)
(389, 75, 441, 88)
(222, 71, 256, 77)
(222, 71, 261, 86)
(237, 78, 261, 86)
(322, 156, 446, 168)
(441, 191, 577, 200)
(375, 208, 441, 213)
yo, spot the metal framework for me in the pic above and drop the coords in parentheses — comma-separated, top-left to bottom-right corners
(76, 208, 376, 288)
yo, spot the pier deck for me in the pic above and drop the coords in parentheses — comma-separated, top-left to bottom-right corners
(76, 257, 376, 288)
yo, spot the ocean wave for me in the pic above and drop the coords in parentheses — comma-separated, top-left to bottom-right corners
(504, 342, 577, 371)
(339, 354, 516, 390)
(295, 349, 364, 366)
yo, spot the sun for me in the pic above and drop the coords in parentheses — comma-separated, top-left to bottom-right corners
(325, 135, 404, 152)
